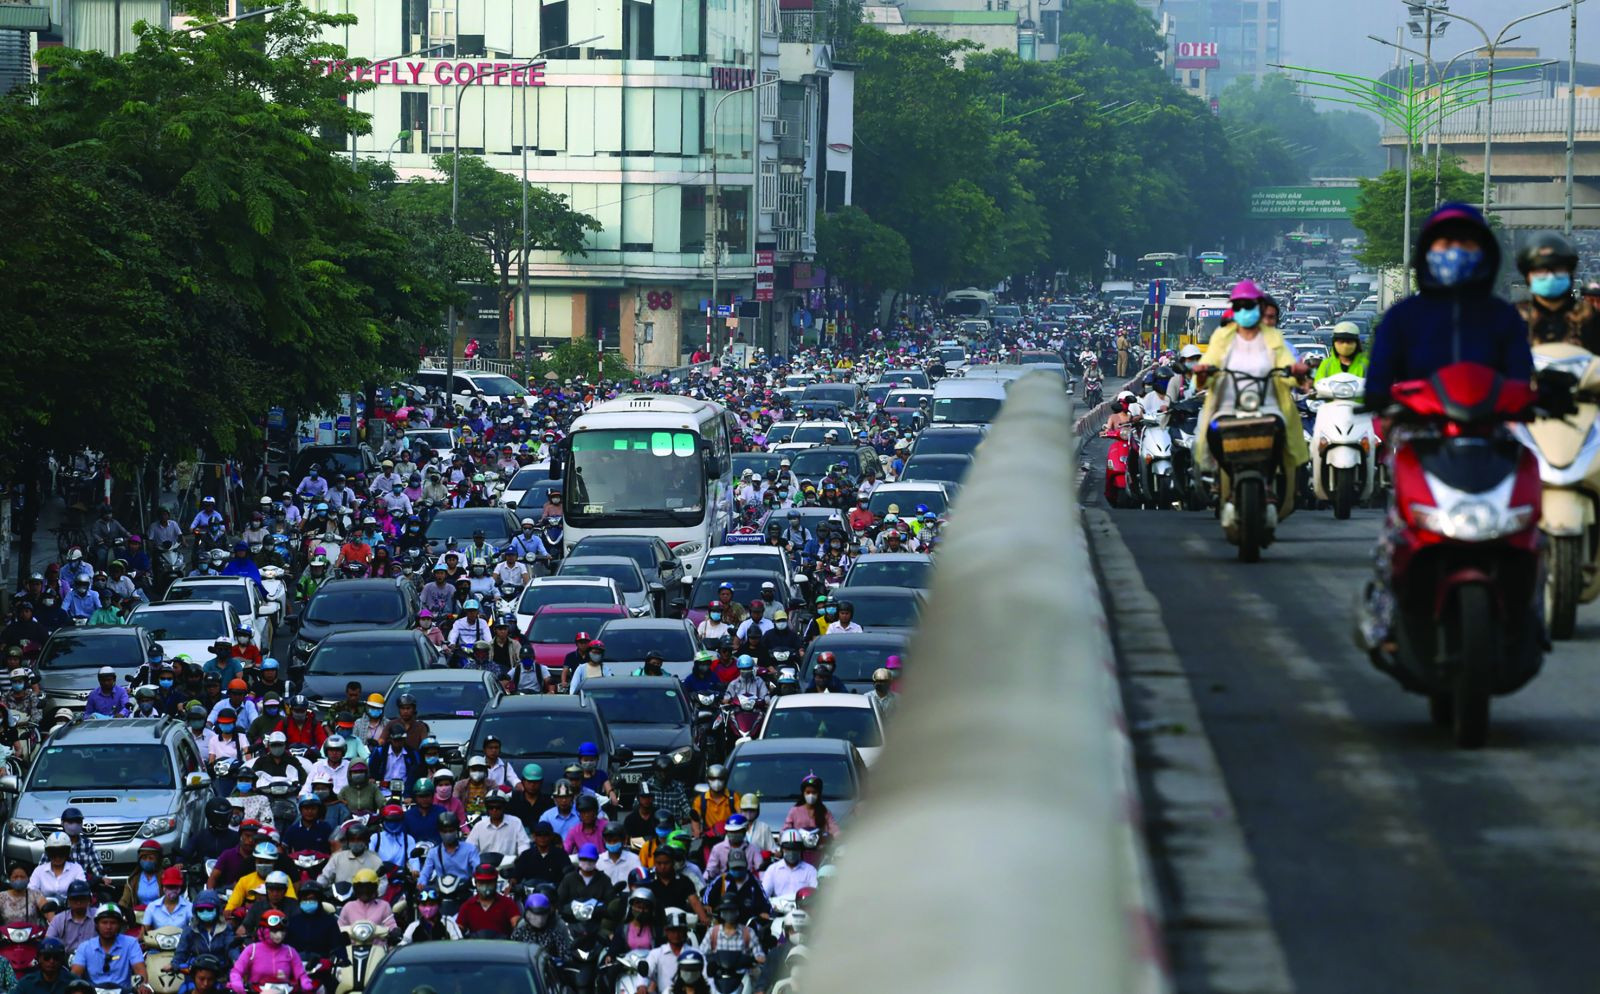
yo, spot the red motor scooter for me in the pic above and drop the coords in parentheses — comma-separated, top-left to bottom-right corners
(1369, 362, 1546, 748)
(0, 921, 42, 975)
(1104, 423, 1134, 509)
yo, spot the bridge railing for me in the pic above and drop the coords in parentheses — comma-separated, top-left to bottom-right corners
(805, 372, 1170, 994)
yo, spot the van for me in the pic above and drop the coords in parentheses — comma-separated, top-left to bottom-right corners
(931, 378, 1009, 425)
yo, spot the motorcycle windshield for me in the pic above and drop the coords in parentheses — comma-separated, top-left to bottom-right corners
(1414, 435, 1522, 494)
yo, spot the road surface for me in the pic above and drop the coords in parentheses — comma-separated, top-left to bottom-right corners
(1084, 433, 1600, 994)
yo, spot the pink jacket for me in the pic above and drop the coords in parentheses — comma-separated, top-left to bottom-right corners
(230, 940, 313, 992)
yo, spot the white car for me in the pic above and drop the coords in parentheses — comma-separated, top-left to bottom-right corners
(787, 421, 855, 448)
(514, 575, 625, 637)
(700, 545, 798, 587)
(501, 463, 553, 507)
(164, 575, 279, 648)
(403, 427, 457, 465)
(125, 600, 249, 667)
(757, 692, 886, 767)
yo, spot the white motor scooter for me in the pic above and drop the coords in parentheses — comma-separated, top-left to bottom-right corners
(1510, 341, 1600, 639)
(1309, 373, 1376, 519)
(1137, 405, 1176, 509)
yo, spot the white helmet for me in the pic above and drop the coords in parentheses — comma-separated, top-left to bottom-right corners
(44, 831, 70, 850)
(1180, 344, 1202, 360)
(520, 517, 536, 528)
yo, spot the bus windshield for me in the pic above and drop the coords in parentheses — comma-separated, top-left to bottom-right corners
(567, 429, 708, 529)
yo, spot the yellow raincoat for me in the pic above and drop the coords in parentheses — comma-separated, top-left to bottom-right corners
(1195, 322, 1309, 515)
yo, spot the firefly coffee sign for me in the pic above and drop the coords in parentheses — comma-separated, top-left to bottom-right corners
(313, 58, 548, 87)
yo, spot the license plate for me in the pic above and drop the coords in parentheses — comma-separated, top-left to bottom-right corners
(96, 849, 114, 863)
(618, 772, 644, 783)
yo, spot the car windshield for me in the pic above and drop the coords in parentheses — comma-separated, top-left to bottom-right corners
(804, 641, 904, 680)
(787, 449, 857, 479)
(369, 961, 537, 994)
(567, 540, 656, 574)
(291, 450, 364, 480)
(384, 681, 490, 719)
(764, 424, 797, 445)
(900, 458, 967, 485)
(593, 624, 695, 660)
(559, 560, 643, 593)
(305, 589, 407, 625)
(939, 347, 965, 363)
(911, 431, 982, 456)
(126, 608, 226, 642)
(426, 511, 512, 544)
(29, 744, 174, 790)
(728, 753, 855, 802)
(690, 576, 773, 609)
(473, 713, 600, 756)
(520, 585, 617, 616)
(764, 706, 882, 747)
(307, 641, 419, 675)
(507, 467, 552, 490)
(406, 431, 453, 451)
(469, 375, 526, 397)
(933, 396, 1003, 424)
(38, 632, 143, 670)
(868, 489, 947, 517)
(844, 593, 921, 628)
(514, 484, 563, 510)
(846, 559, 932, 589)
(585, 686, 689, 724)
(703, 553, 779, 576)
(885, 393, 927, 408)
(792, 425, 848, 445)
(167, 583, 251, 616)
(528, 611, 619, 644)
(802, 386, 856, 405)
(731, 454, 781, 479)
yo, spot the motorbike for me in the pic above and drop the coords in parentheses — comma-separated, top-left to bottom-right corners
(1308, 373, 1378, 519)
(1367, 362, 1544, 748)
(259, 566, 290, 622)
(1121, 402, 1148, 508)
(1084, 378, 1104, 408)
(140, 923, 185, 994)
(1509, 342, 1600, 639)
(611, 950, 651, 994)
(1136, 404, 1176, 509)
(1206, 367, 1293, 562)
(542, 517, 565, 560)
(707, 950, 758, 994)
(1103, 423, 1135, 509)
(0, 921, 42, 976)
(560, 900, 613, 994)
(1167, 394, 1207, 511)
(335, 921, 388, 994)
(727, 696, 764, 741)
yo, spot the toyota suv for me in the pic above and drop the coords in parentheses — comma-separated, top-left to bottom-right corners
(0, 718, 210, 879)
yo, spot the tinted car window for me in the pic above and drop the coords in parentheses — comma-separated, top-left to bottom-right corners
(802, 641, 904, 680)
(126, 608, 227, 641)
(558, 560, 644, 593)
(593, 624, 695, 660)
(528, 611, 621, 644)
(845, 559, 932, 589)
(304, 589, 407, 625)
(787, 448, 861, 479)
(369, 961, 537, 994)
(307, 642, 421, 675)
(507, 467, 552, 490)
(31, 744, 174, 790)
(867, 489, 947, 517)
(844, 592, 921, 628)
(472, 712, 600, 755)
(38, 632, 144, 669)
(911, 431, 984, 457)
(689, 575, 776, 608)
(384, 681, 490, 719)
(426, 510, 515, 544)
(514, 483, 563, 511)
(728, 753, 855, 801)
(764, 707, 881, 747)
(585, 686, 690, 724)
(167, 583, 252, 617)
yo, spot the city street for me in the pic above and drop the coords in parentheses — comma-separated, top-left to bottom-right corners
(1085, 440, 1600, 993)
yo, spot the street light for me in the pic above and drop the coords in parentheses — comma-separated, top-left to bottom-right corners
(348, 44, 450, 165)
(706, 75, 780, 359)
(443, 35, 603, 394)
(1409, 1, 1581, 218)
(175, 3, 282, 31)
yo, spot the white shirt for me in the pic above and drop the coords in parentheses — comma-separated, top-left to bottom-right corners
(467, 814, 529, 859)
(828, 621, 864, 634)
(309, 758, 350, 792)
(697, 619, 731, 642)
(596, 848, 642, 886)
(493, 562, 530, 587)
(1217, 332, 1280, 416)
(761, 859, 819, 898)
(647, 943, 691, 994)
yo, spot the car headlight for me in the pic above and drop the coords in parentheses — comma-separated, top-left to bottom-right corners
(295, 639, 317, 655)
(1410, 502, 1534, 541)
(668, 747, 693, 766)
(138, 816, 178, 839)
(7, 819, 40, 842)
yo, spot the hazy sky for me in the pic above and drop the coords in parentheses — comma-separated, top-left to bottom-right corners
(1282, 0, 1595, 82)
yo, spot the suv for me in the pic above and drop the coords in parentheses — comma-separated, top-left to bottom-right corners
(0, 718, 209, 878)
(37, 627, 155, 713)
(467, 695, 633, 791)
(289, 578, 419, 667)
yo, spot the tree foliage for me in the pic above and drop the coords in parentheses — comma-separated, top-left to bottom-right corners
(0, 0, 457, 478)
(816, 206, 913, 318)
(1351, 155, 1484, 267)
(385, 154, 601, 357)
(1218, 74, 1385, 178)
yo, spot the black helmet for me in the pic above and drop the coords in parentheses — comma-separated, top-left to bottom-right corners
(1517, 232, 1579, 276)
(436, 811, 460, 831)
(205, 799, 234, 825)
(189, 955, 226, 979)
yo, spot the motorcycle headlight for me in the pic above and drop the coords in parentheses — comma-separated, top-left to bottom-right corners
(1332, 381, 1357, 400)
(7, 819, 40, 842)
(157, 933, 179, 950)
(138, 816, 177, 839)
(1410, 502, 1535, 541)
(1237, 390, 1262, 413)
(351, 921, 376, 943)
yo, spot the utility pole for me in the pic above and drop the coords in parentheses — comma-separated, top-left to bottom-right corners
(1565, 0, 1578, 235)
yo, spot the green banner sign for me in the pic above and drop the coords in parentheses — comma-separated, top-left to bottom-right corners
(1248, 186, 1359, 220)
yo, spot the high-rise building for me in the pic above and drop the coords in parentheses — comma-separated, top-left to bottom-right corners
(1162, 0, 1279, 98)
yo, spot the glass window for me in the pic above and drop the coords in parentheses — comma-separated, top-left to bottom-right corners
(126, 608, 227, 642)
(30, 745, 174, 791)
(38, 633, 143, 670)
(541, 1, 570, 53)
(304, 590, 408, 626)
(763, 705, 881, 747)
(717, 187, 749, 257)
(526, 610, 622, 643)
(728, 753, 853, 801)
(584, 687, 690, 724)
(558, 560, 644, 593)
(369, 960, 539, 994)
(519, 586, 619, 617)
(593, 623, 695, 660)
(384, 681, 491, 719)
(624, 0, 655, 58)
(567, 429, 707, 527)
(681, 186, 707, 253)
(931, 396, 1003, 424)
(471, 713, 601, 757)
(802, 641, 904, 681)
(306, 642, 420, 676)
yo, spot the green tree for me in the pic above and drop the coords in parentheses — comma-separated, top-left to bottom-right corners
(527, 340, 633, 383)
(1351, 155, 1484, 266)
(388, 153, 601, 358)
(1219, 74, 1385, 178)
(816, 206, 912, 321)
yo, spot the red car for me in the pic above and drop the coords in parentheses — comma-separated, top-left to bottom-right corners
(525, 604, 629, 672)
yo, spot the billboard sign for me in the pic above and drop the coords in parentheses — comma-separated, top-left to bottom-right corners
(1248, 186, 1360, 220)
(1174, 40, 1219, 68)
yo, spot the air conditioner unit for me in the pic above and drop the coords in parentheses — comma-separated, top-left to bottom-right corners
(775, 120, 789, 137)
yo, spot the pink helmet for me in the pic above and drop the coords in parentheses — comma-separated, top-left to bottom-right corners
(1228, 279, 1265, 302)
(885, 655, 902, 671)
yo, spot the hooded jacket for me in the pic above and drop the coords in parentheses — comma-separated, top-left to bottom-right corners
(1366, 203, 1532, 408)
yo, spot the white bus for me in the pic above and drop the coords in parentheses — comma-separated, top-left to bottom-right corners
(554, 394, 738, 580)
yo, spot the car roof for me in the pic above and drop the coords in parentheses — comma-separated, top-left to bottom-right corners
(873, 481, 950, 493)
(529, 575, 617, 586)
(569, 535, 660, 547)
(583, 675, 685, 691)
(485, 693, 593, 714)
(770, 692, 873, 711)
(46, 625, 143, 640)
(310, 578, 406, 593)
(919, 423, 987, 434)
(706, 545, 782, 556)
(731, 737, 855, 758)
(596, 618, 693, 631)
(533, 604, 629, 616)
(318, 629, 421, 644)
(171, 575, 249, 587)
(562, 556, 644, 571)
(834, 585, 922, 599)
(807, 631, 908, 648)
(851, 553, 934, 566)
(383, 939, 541, 967)
(137, 601, 226, 612)
(694, 569, 784, 582)
(49, 717, 176, 745)
(386, 668, 484, 684)
(903, 453, 971, 462)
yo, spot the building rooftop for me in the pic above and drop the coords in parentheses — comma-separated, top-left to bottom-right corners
(900, 9, 1017, 25)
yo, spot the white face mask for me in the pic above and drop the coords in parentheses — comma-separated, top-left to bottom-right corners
(803, 791, 819, 805)
(469, 770, 486, 782)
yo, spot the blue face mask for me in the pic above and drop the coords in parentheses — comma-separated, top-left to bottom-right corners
(140, 859, 157, 872)
(197, 909, 217, 923)
(1426, 246, 1483, 287)
(605, 842, 623, 855)
(300, 900, 320, 915)
(1531, 273, 1572, 299)
(1233, 307, 1261, 329)
(709, 612, 722, 622)
(159, 679, 173, 690)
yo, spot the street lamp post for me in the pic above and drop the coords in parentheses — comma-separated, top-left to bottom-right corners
(1370, 37, 1498, 207)
(707, 76, 780, 360)
(348, 45, 449, 166)
(175, 3, 283, 31)
(1413, 1, 1580, 212)
(444, 37, 603, 398)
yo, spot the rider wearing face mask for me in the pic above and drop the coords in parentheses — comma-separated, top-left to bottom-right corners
(1515, 232, 1600, 351)
(318, 823, 381, 887)
(455, 865, 519, 939)
(171, 892, 233, 979)
(1365, 203, 1534, 410)
(567, 639, 608, 695)
(760, 831, 818, 900)
(1314, 323, 1370, 381)
(230, 910, 314, 994)
(337, 869, 397, 930)
(509, 893, 573, 959)
(781, 774, 839, 866)
(399, 888, 464, 944)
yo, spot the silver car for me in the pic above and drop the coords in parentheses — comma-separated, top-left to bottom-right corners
(1, 718, 210, 879)
(556, 556, 663, 618)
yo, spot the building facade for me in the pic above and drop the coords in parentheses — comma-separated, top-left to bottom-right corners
(1161, 0, 1279, 98)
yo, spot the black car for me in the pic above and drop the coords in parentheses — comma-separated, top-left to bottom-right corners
(366, 939, 562, 994)
(784, 446, 879, 482)
(424, 507, 522, 556)
(298, 629, 443, 711)
(566, 534, 687, 612)
(907, 424, 988, 459)
(468, 695, 632, 790)
(834, 586, 924, 633)
(289, 578, 419, 666)
(898, 453, 974, 488)
(288, 445, 377, 487)
(799, 631, 909, 693)
(580, 676, 695, 787)
(513, 483, 564, 516)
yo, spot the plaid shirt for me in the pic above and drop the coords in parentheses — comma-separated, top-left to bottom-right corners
(70, 835, 103, 882)
(701, 924, 760, 957)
